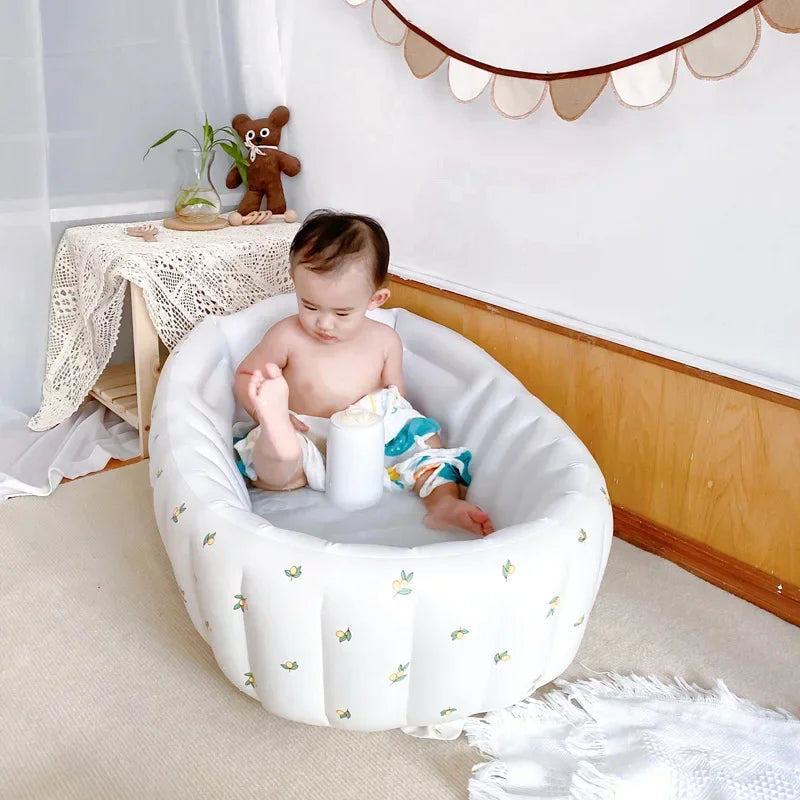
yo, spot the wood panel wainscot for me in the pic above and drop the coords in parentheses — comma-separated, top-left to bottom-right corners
(387, 276, 800, 626)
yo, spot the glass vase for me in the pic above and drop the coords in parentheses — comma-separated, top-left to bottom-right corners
(174, 148, 221, 224)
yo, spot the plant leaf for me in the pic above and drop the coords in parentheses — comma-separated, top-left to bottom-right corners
(219, 141, 239, 161)
(406, 572, 414, 581)
(203, 114, 213, 151)
(181, 197, 214, 207)
(143, 129, 179, 159)
(398, 588, 412, 595)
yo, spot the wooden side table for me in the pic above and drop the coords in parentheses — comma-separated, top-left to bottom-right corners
(30, 218, 298, 455)
(89, 285, 162, 458)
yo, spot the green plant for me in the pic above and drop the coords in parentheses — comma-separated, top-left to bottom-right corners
(144, 115, 249, 210)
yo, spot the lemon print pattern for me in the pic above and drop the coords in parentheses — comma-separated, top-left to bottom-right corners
(284, 565, 302, 580)
(233, 594, 247, 612)
(393, 570, 413, 596)
(155, 468, 163, 479)
(494, 651, 510, 664)
(502, 560, 515, 581)
(574, 615, 585, 627)
(389, 662, 410, 683)
(336, 709, 351, 719)
(244, 672, 256, 687)
(171, 503, 186, 523)
(578, 529, 587, 542)
(281, 661, 299, 671)
(547, 596, 560, 617)
(202, 532, 216, 547)
(336, 628, 352, 643)
(440, 707, 457, 716)
(451, 628, 469, 640)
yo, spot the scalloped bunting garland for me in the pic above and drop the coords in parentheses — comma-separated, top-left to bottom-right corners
(348, 0, 800, 120)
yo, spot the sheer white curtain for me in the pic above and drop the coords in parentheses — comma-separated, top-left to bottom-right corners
(1, 0, 284, 498)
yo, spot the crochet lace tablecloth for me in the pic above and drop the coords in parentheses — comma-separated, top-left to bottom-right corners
(29, 220, 298, 431)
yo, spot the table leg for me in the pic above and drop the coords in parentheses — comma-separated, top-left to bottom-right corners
(131, 283, 160, 458)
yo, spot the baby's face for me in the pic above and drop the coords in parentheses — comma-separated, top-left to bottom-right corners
(292, 262, 387, 344)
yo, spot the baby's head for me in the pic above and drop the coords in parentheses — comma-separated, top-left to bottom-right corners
(289, 210, 391, 344)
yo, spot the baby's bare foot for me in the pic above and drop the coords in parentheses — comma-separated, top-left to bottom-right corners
(424, 495, 494, 536)
(247, 365, 300, 462)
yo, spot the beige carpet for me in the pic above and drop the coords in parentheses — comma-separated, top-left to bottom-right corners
(2, 462, 799, 800)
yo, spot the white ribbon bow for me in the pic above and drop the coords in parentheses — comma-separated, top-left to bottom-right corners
(245, 140, 277, 163)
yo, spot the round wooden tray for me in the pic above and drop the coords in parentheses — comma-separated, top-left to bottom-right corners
(163, 216, 229, 232)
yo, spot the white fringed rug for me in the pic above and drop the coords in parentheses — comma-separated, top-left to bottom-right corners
(465, 674, 800, 800)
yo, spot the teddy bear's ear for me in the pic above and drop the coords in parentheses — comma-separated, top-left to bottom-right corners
(232, 114, 252, 136)
(269, 106, 290, 127)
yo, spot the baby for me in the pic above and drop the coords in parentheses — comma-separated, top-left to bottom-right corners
(234, 210, 493, 536)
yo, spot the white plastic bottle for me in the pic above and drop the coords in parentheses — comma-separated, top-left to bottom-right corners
(325, 407, 385, 510)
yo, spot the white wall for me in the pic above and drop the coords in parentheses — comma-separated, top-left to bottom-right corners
(283, 0, 800, 396)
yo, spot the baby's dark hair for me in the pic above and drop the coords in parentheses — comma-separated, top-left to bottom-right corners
(289, 210, 390, 289)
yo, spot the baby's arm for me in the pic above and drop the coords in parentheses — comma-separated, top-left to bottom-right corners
(234, 321, 291, 420)
(381, 329, 406, 397)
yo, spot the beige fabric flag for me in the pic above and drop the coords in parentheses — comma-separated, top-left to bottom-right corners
(760, 0, 800, 33)
(492, 76, 548, 119)
(372, 0, 406, 45)
(550, 73, 609, 121)
(448, 59, 492, 102)
(683, 8, 760, 79)
(612, 51, 677, 109)
(404, 30, 447, 78)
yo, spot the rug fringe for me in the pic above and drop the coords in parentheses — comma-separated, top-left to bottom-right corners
(468, 761, 509, 800)
(464, 686, 591, 758)
(556, 673, 798, 722)
(571, 761, 617, 800)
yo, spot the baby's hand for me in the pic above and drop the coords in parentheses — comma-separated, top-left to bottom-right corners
(290, 415, 309, 433)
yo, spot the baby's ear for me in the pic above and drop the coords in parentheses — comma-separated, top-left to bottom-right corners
(368, 287, 391, 309)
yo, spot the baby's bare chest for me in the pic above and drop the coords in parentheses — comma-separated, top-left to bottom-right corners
(284, 341, 385, 417)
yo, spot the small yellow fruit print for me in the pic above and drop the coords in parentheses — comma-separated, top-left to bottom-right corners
(393, 571, 413, 596)
(578, 529, 587, 543)
(233, 594, 248, 612)
(494, 651, 510, 664)
(336, 628, 352, 643)
(171, 503, 186, 523)
(202, 532, 216, 547)
(451, 628, 469, 640)
(244, 672, 256, 687)
(502, 560, 515, 581)
(440, 707, 456, 716)
(547, 596, 560, 618)
(284, 565, 302, 580)
(336, 709, 351, 719)
(574, 615, 585, 627)
(205, 620, 212, 633)
(281, 661, 299, 671)
(155, 468, 163, 479)
(389, 662, 410, 682)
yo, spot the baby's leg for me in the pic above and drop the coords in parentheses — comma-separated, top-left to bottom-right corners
(417, 434, 494, 536)
(247, 365, 307, 491)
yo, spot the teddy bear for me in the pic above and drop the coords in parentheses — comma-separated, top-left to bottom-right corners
(225, 106, 301, 216)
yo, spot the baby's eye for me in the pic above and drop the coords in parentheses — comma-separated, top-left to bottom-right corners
(336, 312, 350, 317)
(303, 305, 317, 312)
